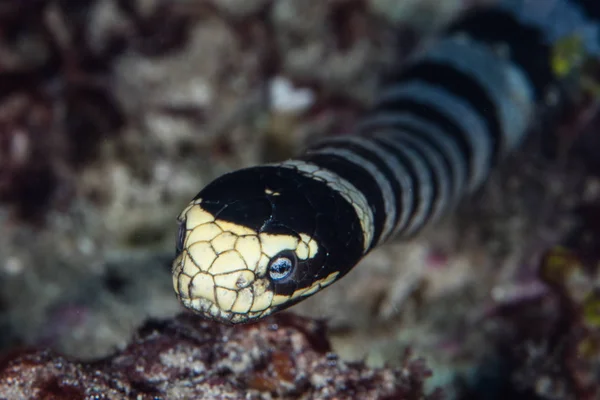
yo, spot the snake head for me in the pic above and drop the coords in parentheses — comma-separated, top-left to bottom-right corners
(171, 164, 365, 324)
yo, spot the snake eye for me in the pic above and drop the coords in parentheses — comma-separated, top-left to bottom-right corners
(268, 251, 297, 281)
(176, 220, 186, 255)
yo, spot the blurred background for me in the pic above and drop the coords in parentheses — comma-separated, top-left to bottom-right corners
(0, 0, 599, 398)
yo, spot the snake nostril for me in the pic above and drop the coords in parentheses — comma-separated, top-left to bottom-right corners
(176, 220, 186, 255)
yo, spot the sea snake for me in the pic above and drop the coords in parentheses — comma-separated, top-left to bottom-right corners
(171, 0, 600, 324)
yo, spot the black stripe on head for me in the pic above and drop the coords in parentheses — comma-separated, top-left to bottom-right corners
(371, 99, 473, 185)
(446, 9, 553, 99)
(194, 165, 364, 297)
(299, 151, 385, 249)
(309, 138, 403, 234)
(391, 62, 502, 165)
(192, 169, 273, 232)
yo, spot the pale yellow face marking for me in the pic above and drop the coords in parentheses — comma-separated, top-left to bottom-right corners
(177, 273, 192, 298)
(321, 271, 340, 286)
(212, 232, 238, 254)
(173, 201, 339, 324)
(187, 223, 221, 243)
(235, 236, 261, 270)
(208, 250, 247, 274)
(272, 294, 290, 307)
(252, 278, 269, 296)
(296, 242, 309, 259)
(231, 288, 253, 314)
(260, 234, 300, 257)
(292, 288, 307, 299)
(214, 270, 254, 289)
(172, 271, 179, 295)
(264, 188, 280, 196)
(181, 252, 201, 275)
(186, 243, 216, 272)
(250, 290, 274, 312)
(216, 287, 237, 311)
(190, 273, 216, 303)
(300, 283, 322, 297)
(184, 206, 214, 227)
(256, 254, 270, 276)
(268, 270, 341, 309)
(299, 233, 318, 258)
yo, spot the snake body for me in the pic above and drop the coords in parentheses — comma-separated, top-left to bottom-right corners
(172, 0, 600, 324)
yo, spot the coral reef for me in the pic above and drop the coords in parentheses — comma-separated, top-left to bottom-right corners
(0, 313, 440, 399)
(466, 203, 600, 400)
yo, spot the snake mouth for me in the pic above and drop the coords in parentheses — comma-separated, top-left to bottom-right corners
(172, 253, 276, 324)
(177, 295, 269, 325)
(178, 295, 237, 324)
(176, 290, 279, 325)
